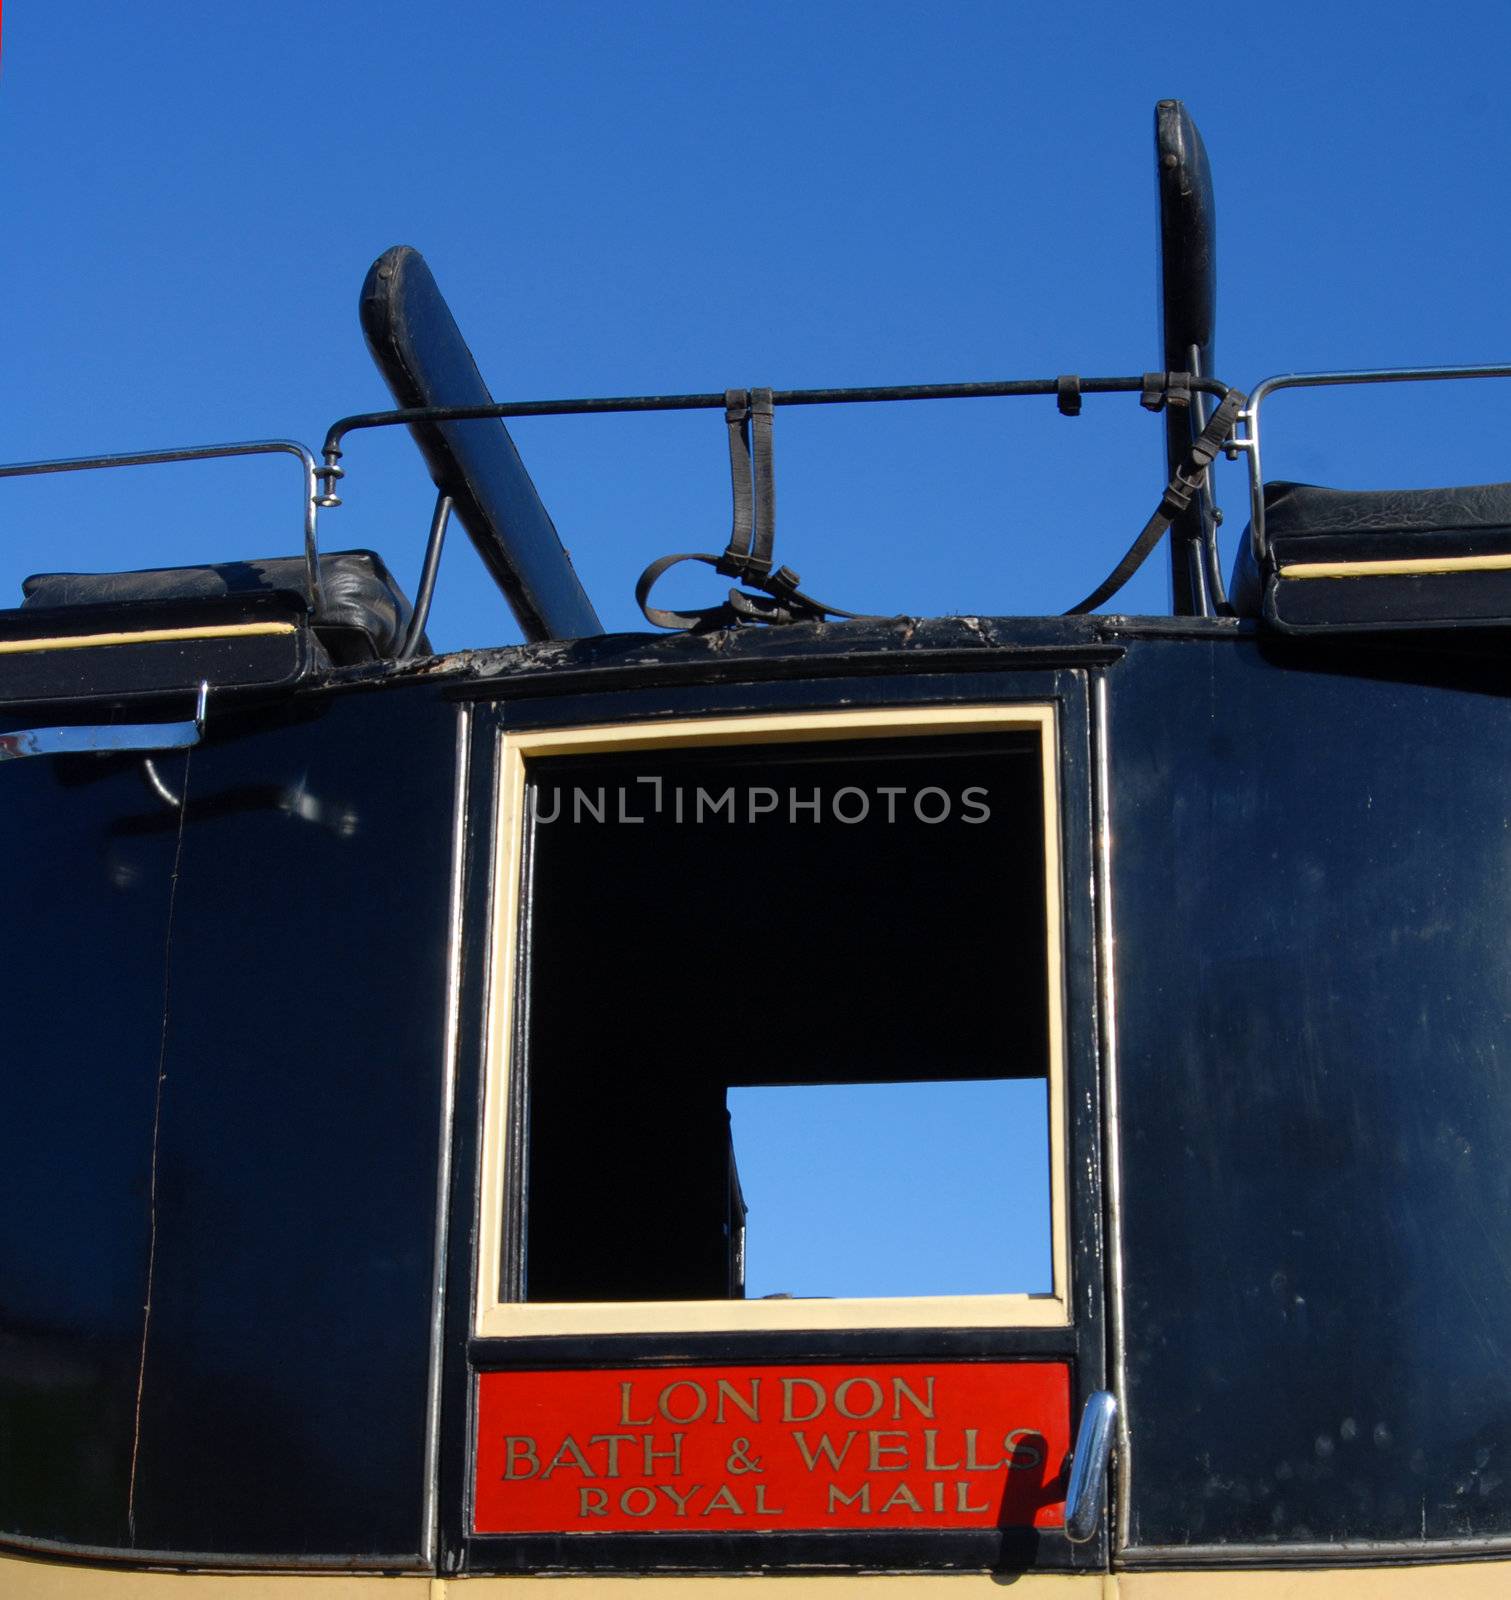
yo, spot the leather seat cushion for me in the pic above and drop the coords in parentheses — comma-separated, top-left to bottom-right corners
(22, 549, 423, 662)
(1230, 479, 1511, 617)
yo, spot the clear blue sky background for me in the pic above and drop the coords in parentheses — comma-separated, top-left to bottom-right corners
(6, 2, 1511, 647)
(5, 4, 1510, 1297)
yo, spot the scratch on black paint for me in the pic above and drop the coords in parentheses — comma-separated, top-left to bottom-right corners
(126, 745, 192, 1543)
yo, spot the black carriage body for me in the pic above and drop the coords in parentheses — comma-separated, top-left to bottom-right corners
(7, 95, 1511, 1590)
(3, 616, 1510, 1583)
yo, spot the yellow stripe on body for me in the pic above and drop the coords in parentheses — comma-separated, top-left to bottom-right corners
(1279, 552, 1511, 580)
(0, 622, 297, 656)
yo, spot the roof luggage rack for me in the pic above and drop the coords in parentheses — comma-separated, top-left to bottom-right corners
(1225, 365, 1511, 633)
(8, 99, 1511, 680)
(0, 441, 348, 707)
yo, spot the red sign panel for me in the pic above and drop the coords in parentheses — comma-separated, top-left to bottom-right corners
(474, 1361, 1070, 1534)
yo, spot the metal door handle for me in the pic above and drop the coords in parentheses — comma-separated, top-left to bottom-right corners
(0, 682, 208, 763)
(1064, 1389, 1118, 1544)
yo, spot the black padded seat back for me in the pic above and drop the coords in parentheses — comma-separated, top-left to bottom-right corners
(23, 549, 427, 664)
(1230, 479, 1511, 626)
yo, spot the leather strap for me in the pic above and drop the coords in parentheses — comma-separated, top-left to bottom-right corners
(747, 388, 775, 576)
(723, 389, 755, 570)
(638, 386, 870, 631)
(1066, 388, 1245, 615)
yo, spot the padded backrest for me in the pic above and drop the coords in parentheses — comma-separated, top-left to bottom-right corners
(23, 549, 422, 664)
(1156, 99, 1219, 614)
(360, 246, 603, 643)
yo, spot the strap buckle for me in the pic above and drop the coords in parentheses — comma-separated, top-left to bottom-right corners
(637, 386, 869, 631)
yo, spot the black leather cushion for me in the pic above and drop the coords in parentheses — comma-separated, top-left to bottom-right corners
(22, 549, 424, 662)
(1230, 479, 1511, 617)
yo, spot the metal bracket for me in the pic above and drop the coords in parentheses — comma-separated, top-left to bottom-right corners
(0, 681, 208, 763)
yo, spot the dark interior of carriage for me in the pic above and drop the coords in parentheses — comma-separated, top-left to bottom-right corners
(517, 733, 1052, 1305)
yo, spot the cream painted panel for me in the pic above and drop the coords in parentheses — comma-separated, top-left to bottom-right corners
(10, 1549, 1510, 1597)
(1119, 1563, 1511, 1598)
(0, 1550, 429, 1598)
(0, 1555, 1111, 1598)
(433, 1579, 1115, 1598)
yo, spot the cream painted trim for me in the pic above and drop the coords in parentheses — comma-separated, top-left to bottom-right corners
(0, 1550, 1112, 1596)
(439, 1580, 1110, 1597)
(9, 1552, 1511, 1597)
(0, 1550, 427, 1597)
(1118, 1565, 1511, 1597)
(1279, 552, 1511, 580)
(0, 621, 297, 655)
(475, 704, 1070, 1338)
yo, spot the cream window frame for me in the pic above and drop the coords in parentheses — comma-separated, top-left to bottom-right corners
(474, 704, 1071, 1338)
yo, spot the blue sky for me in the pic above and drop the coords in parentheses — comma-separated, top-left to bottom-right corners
(730, 1080, 1050, 1299)
(6, 3, 1511, 648)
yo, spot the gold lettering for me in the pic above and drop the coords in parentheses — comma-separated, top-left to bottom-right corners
(715, 1377, 761, 1423)
(754, 1484, 783, 1515)
(701, 1484, 746, 1516)
(923, 1428, 961, 1472)
(642, 1432, 685, 1476)
(867, 1429, 910, 1471)
(540, 1434, 596, 1480)
(792, 1430, 858, 1471)
(828, 1483, 872, 1514)
(579, 1487, 609, 1517)
(956, 1480, 991, 1513)
(891, 1374, 936, 1419)
(1004, 1428, 1045, 1471)
(879, 1482, 924, 1514)
(782, 1376, 826, 1422)
(659, 1380, 707, 1423)
(587, 1433, 637, 1477)
(619, 1380, 654, 1426)
(834, 1377, 883, 1419)
(964, 1428, 1003, 1472)
(502, 1436, 540, 1479)
(620, 1486, 657, 1517)
(932, 1481, 946, 1513)
(657, 1484, 699, 1516)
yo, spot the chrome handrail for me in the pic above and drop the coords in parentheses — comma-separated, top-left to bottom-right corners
(1234, 365, 1511, 564)
(0, 681, 208, 763)
(0, 441, 325, 614)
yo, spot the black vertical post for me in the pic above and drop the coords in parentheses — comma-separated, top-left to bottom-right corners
(1156, 100, 1219, 616)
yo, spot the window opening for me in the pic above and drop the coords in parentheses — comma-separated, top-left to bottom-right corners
(478, 709, 1068, 1336)
(728, 1078, 1052, 1300)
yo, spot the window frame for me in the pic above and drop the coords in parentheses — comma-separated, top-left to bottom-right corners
(474, 703, 1070, 1338)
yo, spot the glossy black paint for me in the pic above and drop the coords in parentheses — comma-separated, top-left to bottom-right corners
(15, 607, 1511, 1572)
(450, 666, 1108, 1573)
(1156, 99, 1220, 616)
(0, 593, 313, 705)
(0, 747, 183, 1549)
(1110, 636, 1511, 1552)
(360, 246, 604, 643)
(0, 682, 459, 1562)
